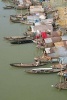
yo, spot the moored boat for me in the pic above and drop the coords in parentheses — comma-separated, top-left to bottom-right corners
(3, 5, 14, 9)
(25, 67, 64, 74)
(15, 5, 27, 10)
(10, 62, 46, 68)
(10, 14, 27, 21)
(4, 36, 27, 41)
(52, 65, 67, 90)
(10, 16, 21, 23)
(9, 38, 33, 44)
(34, 56, 59, 63)
(21, 20, 34, 25)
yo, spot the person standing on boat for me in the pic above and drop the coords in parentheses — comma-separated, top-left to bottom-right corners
(42, 50, 52, 61)
(36, 61, 40, 66)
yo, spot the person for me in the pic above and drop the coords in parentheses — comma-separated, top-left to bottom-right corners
(42, 50, 52, 61)
(21, 63, 23, 66)
(43, 50, 47, 56)
(52, 19, 56, 31)
(46, 29, 51, 35)
(42, 50, 47, 58)
(36, 61, 40, 66)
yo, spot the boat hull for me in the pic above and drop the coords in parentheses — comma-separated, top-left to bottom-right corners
(25, 68, 65, 74)
(3, 6, 14, 9)
(4, 36, 27, 41)
(34, 56, 59, 63)
(10, 38, 33, 44)
(10, 62, 46, 68)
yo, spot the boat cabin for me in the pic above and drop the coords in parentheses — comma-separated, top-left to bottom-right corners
(32, 68, 52, 72)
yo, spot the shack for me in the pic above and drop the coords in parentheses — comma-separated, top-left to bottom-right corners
(32, 24, 53, 33)
(30, 5, 44, 14)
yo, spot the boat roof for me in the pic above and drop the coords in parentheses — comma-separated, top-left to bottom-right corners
(32, 68, 52, 71)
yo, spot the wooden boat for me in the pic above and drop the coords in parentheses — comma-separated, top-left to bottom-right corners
(10, 16, 21, 23)
(52, 68, 67, 90)
(15, 2, 32, 10)
(3, 5, 14, 9)
(10, 14, 27, 23)
(15, 5, 29, 10)
(10, 62, 46, 68)
(10, 14, 27, 20)
(34, 56, 59, 63)
(21, 20, 33, 25)
(10, 14, 22, 19)
(25, 67, 64, 74)
(4, 36, 27, 41)
(10, 9, 30, 18)
(9, 38, 33, 44)
(53, 82, 67, 90)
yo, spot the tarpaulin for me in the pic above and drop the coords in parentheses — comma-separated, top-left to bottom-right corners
(41, 32, 47, 39)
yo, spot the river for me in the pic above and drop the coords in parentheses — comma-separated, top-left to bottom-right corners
(0, 0, 67, 100)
